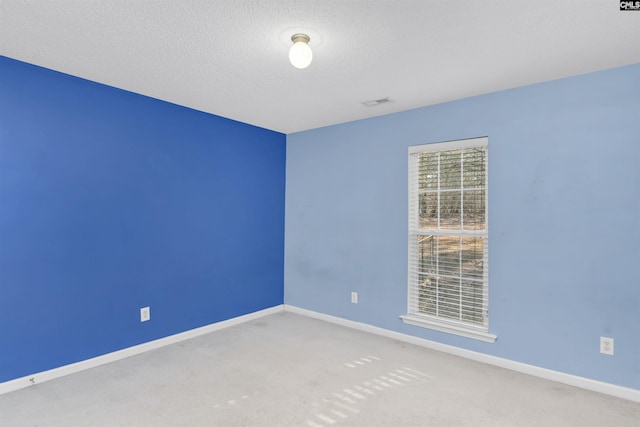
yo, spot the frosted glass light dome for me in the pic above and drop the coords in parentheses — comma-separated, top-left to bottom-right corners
(289, 34, 312, 69)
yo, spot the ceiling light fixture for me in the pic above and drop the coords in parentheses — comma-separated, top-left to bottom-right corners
(289, 33, 312, 69)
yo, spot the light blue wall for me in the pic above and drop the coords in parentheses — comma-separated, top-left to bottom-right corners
(285, 63, 640, 389)
(0, 56, 286, 383)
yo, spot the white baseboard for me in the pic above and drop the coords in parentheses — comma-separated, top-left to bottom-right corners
(284, 304, 640, 403)
(0, 305, 284, 396)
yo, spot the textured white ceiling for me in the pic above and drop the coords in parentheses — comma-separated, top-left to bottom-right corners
(1, 1, 639, 134)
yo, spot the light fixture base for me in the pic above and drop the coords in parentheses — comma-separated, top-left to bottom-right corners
(291, 33, 310, 44)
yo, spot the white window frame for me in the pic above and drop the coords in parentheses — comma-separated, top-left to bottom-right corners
(401, 137, 496, 343)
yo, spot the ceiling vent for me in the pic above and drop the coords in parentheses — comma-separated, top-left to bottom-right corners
(361, 97, 393, 107)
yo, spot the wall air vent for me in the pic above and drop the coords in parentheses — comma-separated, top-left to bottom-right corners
(361, 97, 393, 107)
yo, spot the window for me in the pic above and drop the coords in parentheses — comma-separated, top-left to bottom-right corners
(401, 137, 495, 342)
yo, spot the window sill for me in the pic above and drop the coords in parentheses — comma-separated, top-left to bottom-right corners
(400, 315, 497, 343)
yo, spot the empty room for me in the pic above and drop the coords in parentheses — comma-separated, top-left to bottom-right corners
(1, 1, 639, 426)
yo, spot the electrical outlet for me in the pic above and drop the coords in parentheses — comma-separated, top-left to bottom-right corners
(600, 336, 614, 356)
(351, 292, 358, 304)
(140, 306, 151, 322)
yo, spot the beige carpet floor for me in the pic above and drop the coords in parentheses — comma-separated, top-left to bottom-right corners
(1, 311, 639, 426)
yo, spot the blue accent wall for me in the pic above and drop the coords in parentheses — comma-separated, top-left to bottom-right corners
(0, 56, 286, 383)
(285, 63, 640, 390)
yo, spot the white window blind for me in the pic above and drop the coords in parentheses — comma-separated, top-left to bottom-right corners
(402, 137, 495, 342)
